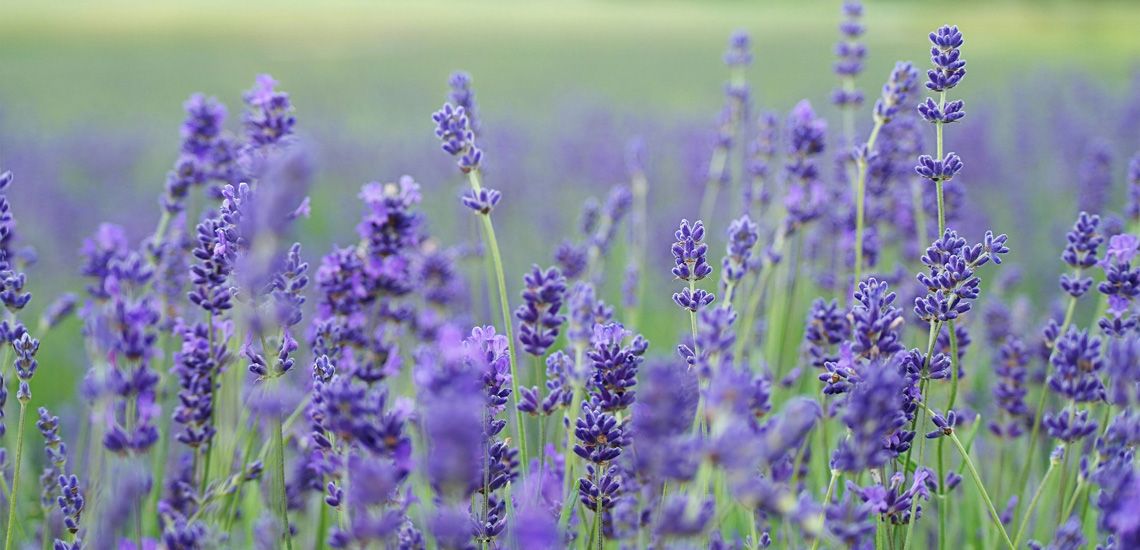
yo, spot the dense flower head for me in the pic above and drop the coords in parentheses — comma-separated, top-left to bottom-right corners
(722, 215, 759, 288)
(832, 1, 867, 107)
(851, 278, 905, 360)
(1128, 152, 1140, 223)
(913, 228, 1010, 323)
(678, 305, 736, 376)
(990, 337, 1031, 438)
(1044, 408, 1098, 443)
(724, 31, 752, 67)
(925, 25, 966, 92)
(1059, 212, 1103, 298)
(1097, 234, 1140, 333)
(461, 187, 501, 215)
(242, 74, 295, 148)
(171, 322, 225, 449)
(1077, 140, 1113, 215)
(784, 100, 827, 230)
(432, 103, 483, 173)
(671, 219, 712, 282)
(586, 322, 647, 413)
(914, 152, 963, 182)
(515, 265, 567, 356)
(848, 468, 932, 526)
(874, 62, 920, 122)
(1047, 327, 1105, 403)
(447, 70, 480, 135)
(832, 355, 913, 471)
(804, 298, 849, 370)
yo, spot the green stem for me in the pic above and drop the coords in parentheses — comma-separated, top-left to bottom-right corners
(901, 391, 929, 550)
(1011, 455, 1059, 549)
(468, 170, 528, 473)
(270, 416, 293, 550)
(1013, 290, 1078, 519)
(935, 90, 947, 236)
(4, 401, 28, 550)
(933, 406, 1014, 549)
(809, 469, 841, 550)
(557, 347, 586, 531)
(853, 119, 885, 287)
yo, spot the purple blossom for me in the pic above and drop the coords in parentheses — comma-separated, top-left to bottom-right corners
(925, 25, 967, 92)
(242, 74, 296, 148)
(515, 265, 567, 356)
(874, 62, 920, 122)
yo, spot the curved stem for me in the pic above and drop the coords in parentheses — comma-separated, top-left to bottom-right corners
(935, 90, 947, 236)
(4, 401, 29, 550)
(809, 469, 842, 550)
(1013, 290, 1078, 518)
(853, 119, 885, 288)
(1012, 455, 1060, 549)
(929, 405, 1014, 549)
(468, 170, 528, 473)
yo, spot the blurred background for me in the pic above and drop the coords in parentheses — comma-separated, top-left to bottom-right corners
(2, 0, 1140, 403)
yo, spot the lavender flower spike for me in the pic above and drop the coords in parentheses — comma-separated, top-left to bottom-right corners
(672, 219, 715, 313)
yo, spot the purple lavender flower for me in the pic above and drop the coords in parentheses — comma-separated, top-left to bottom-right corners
(783, 100, 827, 233)
(803, 298, 849, 371)
(448, 71, 480, 137)
(874, 62, 920, 123)
(432, 103, 483, 174)
(678, 305, 736, 376)
(832, 355, 912, 471)
(515, 265, 567, 356)
(846, 468, 932, 525)
(585, 322, 646, 413)
(672, 219, 714, 308)
(1059, 212, 1103, 298)
(1046, 327, 1105, 404)
(554, 241, 588, 280)
(832, 1, 867, 109)
(722, 215, 759, 296)
(913, 228, 1009, 324)
(1127, 152, 1140, 224)
(1077, 140, 1113, 215)
(1097, 234, 1140, 334)
(851, 278, 905, 360)
(989, 337, 1031, 438)
(171, 322, 226, 449)
(242, 74, 296, 148)
(925, 25, 966, 92)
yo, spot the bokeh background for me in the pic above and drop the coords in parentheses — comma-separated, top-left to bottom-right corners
(2, 0, 1140, 405)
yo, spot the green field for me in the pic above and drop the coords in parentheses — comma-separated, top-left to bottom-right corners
(3, 0, 1139, 136)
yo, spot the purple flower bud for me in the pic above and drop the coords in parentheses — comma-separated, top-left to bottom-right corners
(925, 25, 967, 92)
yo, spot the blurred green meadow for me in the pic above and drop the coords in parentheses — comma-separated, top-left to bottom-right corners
(1, 0, 1139, 406)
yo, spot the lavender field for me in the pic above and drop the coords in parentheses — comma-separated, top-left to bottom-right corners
(1, 0, 1140, 549)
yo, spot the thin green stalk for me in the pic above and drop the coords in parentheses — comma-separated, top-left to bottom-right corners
(932, 405, 1015, 549)
(902, 322, 939, 472)
(468, 169, 527, 472)
(269, 416, 293, 550)
(901, 391, 929, 550)
(911, 180, 929, 251)
(809, 469, 842, 550)
(853, 119, 885, 287)
(1012, 454, 1059, 548)
(4, 400, 29, 550)
(557, 347, 586, 531)
(1061, 478, 1086, 523)
(1013, 290, 1078, 517)
(935, 90, 947, 236)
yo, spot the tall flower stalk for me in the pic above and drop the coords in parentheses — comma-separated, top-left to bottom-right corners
(433, 94, 528, 471)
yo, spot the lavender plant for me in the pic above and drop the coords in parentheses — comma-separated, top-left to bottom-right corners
(2, 12, 1139, 550)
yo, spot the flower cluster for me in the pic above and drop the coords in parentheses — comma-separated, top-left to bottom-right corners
(913, 229, 1009, 324)
(671, 219, 715, 312)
